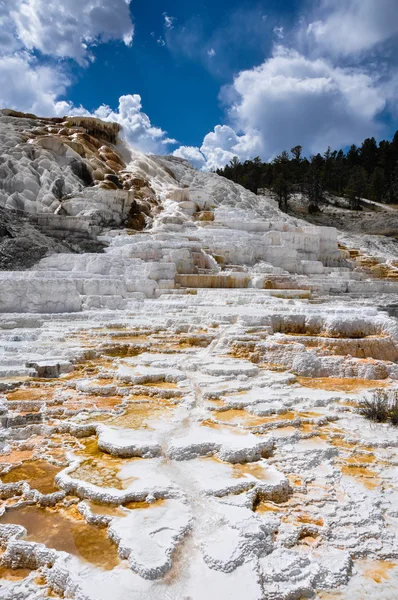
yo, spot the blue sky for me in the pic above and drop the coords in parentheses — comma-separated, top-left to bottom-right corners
(67, 0, 302, 146)
(1, 0, 398, 169)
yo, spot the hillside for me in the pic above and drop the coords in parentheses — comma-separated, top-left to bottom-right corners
(1, 111, 398, 600)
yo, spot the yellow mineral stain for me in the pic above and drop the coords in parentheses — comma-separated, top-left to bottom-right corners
(66, 395, 123, 412)
(271, 426, 298, 436)
(200, 419, 249, 434)
(201, 419, 220, 429)
(1, 460, 60, 494)
(213, 409, 272, 427)
(299, 423, 318, 434)
(6, 388, 54, 402)
(296, 377, 390, 392)
(341, 465, 380, 490)
(256, 502, 280, 514)
(61, 357, 117, 381)
(70, 456, 137, 490)
(361, 560, 396, 583)
(72, 438, 139, 489)
(110, 335, 149, 342)
(226, 391, 251, 397)
(0, 449, 35, 464)
(213, 409, 297, 427)
(102, 345, 144, 358)
(299, 411, 324, 418)
(345, 454, 376, 465)
(255, 501, 282, 514)
(89, 396, 124, 410)
(129, 394, 154, 401)
(320, 424, 346, 434)
(0, 506, 120, 569)
(318, 432, 355, 450)
(88, 502, 126, 517)
(326, 437, 354, 450)
(0, 566, 32, 581)
(108, 400, 175, 430)
(297, 514, 324, 527)
(257, 363, 288, 373)
(124, 499, 165, 510)
(206, 399, 226, 407)
(288, 475, 303, 486)
(78, 438, 102, 457)
(34, 573, 47, 586)
(232, 462, 269, 479)
(230, 348, 259, 363)
(142, 381, 178, 389)
(299, 534, 319, 545)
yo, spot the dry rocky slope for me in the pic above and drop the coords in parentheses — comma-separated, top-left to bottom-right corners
(2, 111, 398, 599)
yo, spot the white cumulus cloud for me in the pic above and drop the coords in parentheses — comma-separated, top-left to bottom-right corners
(200, 125, 262, 170)
(0, 53, 76, 116)
(173, 125, 261, 171)
(172, 146, 206, 170)
(92, 94, 177, 154)
(305, 0, 398, 57)
(224, 46, 387, 160)
(10, 0, 134, 64)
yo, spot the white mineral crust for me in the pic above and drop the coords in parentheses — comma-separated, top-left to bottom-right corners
(2, 114, 398, 599)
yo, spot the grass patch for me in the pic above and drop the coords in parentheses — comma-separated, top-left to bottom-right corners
(358, 389, 398, 425)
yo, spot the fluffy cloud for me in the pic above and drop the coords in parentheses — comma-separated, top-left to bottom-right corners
(225, 47, 386, 160)
(10, 0, 134, 64)
(0, 53, 76, 116)
(92, 95, 177, 154)
(200, 125, 261, 170)
(305, 0, 398, 57)
(173, 125, 261, 171)
(0, 3, 22, 55)
(173, 146, 206, 170)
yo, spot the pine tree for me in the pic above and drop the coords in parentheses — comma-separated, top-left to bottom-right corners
(215, 130, 398, 210)
(273, 174, 291, 212)
(369, 167, 385, 202)
(386, 163, 398, 204)
(347, 144, 360, 168)
(290, 145, 303, 162)
(229, 156, 240, 183)
(306, 162, 324, 213)
(359, 137, 378, 174)
(345, 166, 368, 210)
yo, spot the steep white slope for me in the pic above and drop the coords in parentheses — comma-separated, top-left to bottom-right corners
(0, 118, 349, 312)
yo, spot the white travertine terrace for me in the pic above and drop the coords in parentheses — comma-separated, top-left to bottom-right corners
(2, 113, 398, 599)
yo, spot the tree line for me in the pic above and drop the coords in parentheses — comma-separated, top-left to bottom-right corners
(216, 133, 398, 212)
